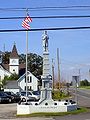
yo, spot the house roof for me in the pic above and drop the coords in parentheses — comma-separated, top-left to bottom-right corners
(2, 63, 9, 71)
(10, 44, 19, 58)
(0, 51, 3, 55)
(1, 63, 26, 76)
(4, 80, 19, 89)
(18, 71, 39, 82)
(0, 64, 11, 75)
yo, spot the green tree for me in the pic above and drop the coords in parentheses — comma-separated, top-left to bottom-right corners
(27, 53, 43, 77)
(8, 73, 19, 80)
(2, 76, 9, 85)
(80, 79, 90, 86)
(2, 74, 19, 86)
(2, 51, 11, 64)
(19, 53, 43, 77)
(19, 54, 26, 64)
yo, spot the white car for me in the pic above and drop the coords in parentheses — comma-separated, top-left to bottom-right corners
(32, 91, 40, 100)
(17, 91, 40, 102)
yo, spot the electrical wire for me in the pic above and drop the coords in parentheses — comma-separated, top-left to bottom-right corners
(1, 6, 90, 9)
(1, 15, 90, 20)
(61, 59, 90, 67)
(1, 6, 90, 11)
(0, 26, 90, 33)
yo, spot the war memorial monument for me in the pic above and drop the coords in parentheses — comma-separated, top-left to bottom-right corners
(17, 31, 77, 115)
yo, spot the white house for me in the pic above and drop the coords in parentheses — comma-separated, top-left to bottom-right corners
(0, 65, 11, 84)
(17, 71, 39, 92)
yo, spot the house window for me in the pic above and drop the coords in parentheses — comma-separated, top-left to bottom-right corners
(0, 76, 1, 84)
(30, 76, 32, 83)
(27, 76, 32, 83)
(25, 77, 26, 83)
(28, 86, 32, 91)
(27, 76, 29, 82)
(44, 82, 45, 88)
(25, 76, 31, 83)
(25, 86, 26, 90)
(24, 86, 32, 91)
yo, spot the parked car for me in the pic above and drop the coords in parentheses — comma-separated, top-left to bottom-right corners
(4, 91, 21, 103)
(16, 91, 40, 102)
(0, 91, 10, 103)
(32, 91, 40, 99)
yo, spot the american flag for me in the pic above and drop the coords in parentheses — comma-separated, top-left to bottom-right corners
(22, 14, 32, 30)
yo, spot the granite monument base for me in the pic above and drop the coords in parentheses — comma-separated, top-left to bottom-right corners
(17, 99, 77, 115)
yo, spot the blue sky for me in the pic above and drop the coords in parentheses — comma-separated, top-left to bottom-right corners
(1, 0, 90, 81)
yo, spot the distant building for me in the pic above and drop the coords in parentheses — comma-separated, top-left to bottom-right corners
(72, 76, 80, 87)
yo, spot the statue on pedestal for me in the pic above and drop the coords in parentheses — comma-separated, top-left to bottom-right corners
(42, 31, 49, 52)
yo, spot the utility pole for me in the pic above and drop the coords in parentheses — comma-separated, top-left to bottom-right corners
(3, 43, 5, 53)
(89, 69, 90, 81)
(79, 69, 80, 87)
(3, 44, 6, 81)
(57, 48, 60, 91)
(52, 59, 55, 91)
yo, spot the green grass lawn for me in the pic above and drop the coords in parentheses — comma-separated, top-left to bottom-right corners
(79, 86, 90, 89)
(17, 107, 89, 117)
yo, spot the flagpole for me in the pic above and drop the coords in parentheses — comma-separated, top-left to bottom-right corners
(22, 9, 32, 103)
(26, 30, 28, 103)
(26, 9, 28, 103)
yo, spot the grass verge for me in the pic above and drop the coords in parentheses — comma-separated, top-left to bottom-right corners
(79, 86, 90, 89)
(17, 107, 89, 117)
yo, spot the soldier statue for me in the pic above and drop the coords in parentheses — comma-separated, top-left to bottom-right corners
(42, 31, 49, 52)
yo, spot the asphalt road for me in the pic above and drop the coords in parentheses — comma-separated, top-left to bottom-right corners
(54, 112, 90, 120)
(69, 88, 90, 108)
(77, 89, 90, 98)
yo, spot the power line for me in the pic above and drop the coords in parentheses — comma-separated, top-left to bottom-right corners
(0, 26, 90, 32)
(1, 6, 90, 11)
(1, 15, 90, 20)
(61, 59, 90, 67)
(1, 6, 90, 10)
